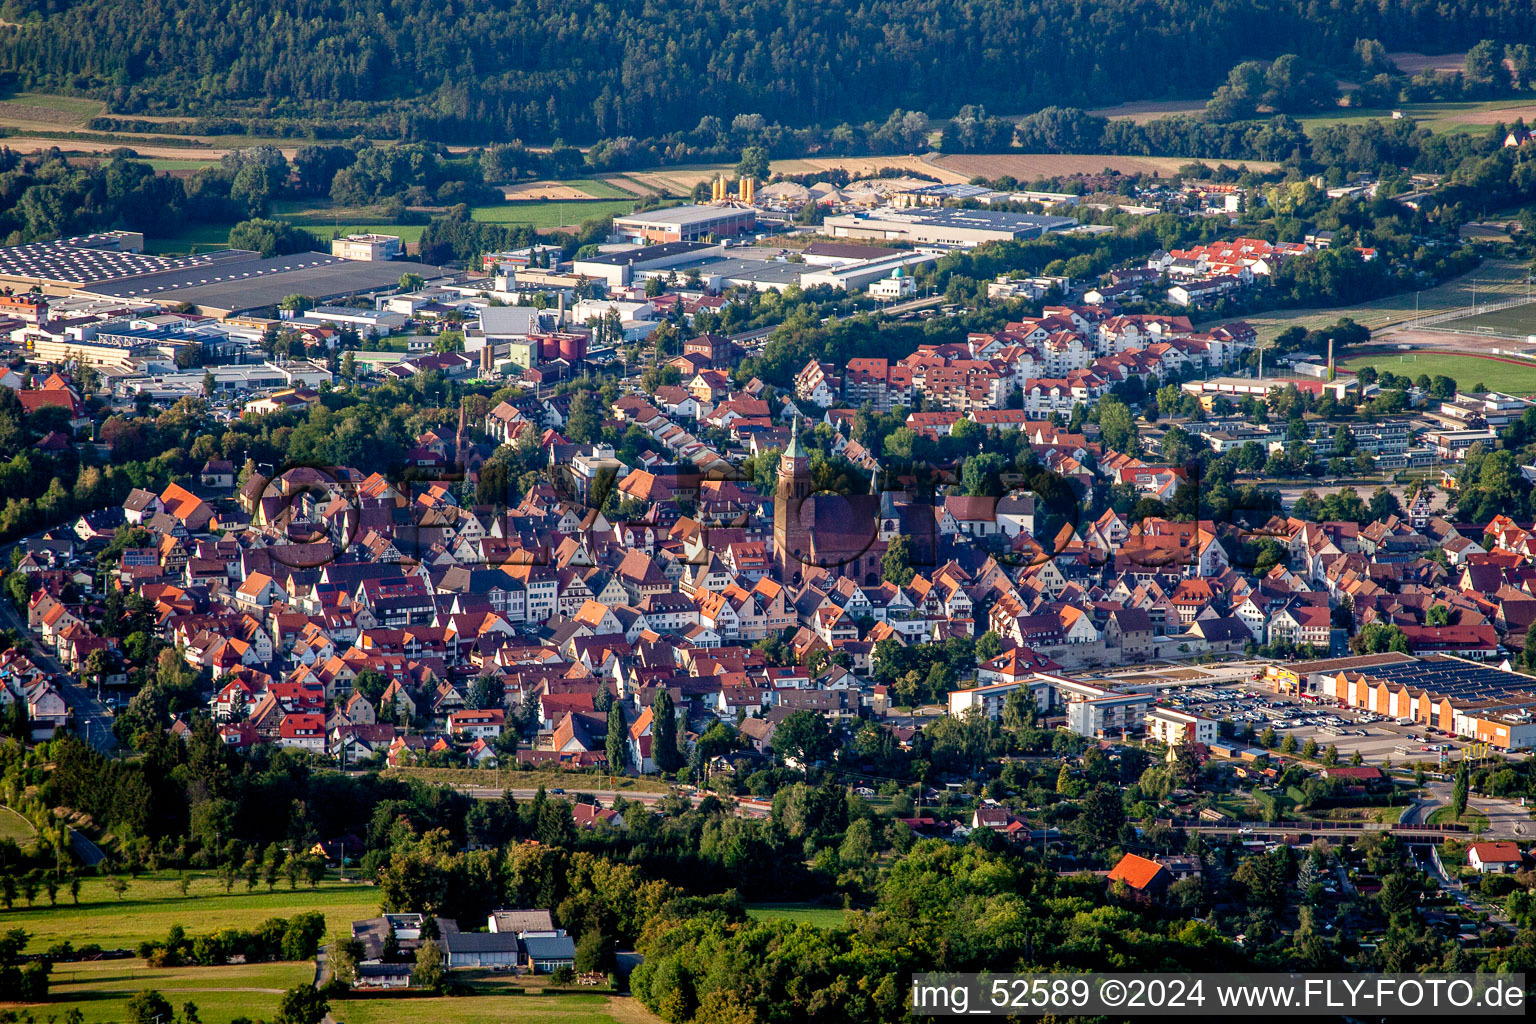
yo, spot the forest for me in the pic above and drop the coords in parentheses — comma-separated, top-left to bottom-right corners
(0, 0, 1531, 144)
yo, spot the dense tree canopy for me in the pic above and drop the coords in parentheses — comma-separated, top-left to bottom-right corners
(0, 0, 1531, 144)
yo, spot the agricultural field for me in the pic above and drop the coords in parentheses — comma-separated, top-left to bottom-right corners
(0, 871, 380, 953)
(1087, 99, 1208, 123)
(743, 903, 851, 929)
(5, 959, 313, 1024)
(1385, 51, 1467, 76)
(931, 152, 1280, 179)
(503, 179, 636, 201)
(0, 806, 36, 844)
(1207, 258, 1532, 343)
(620, 154, 973, 196)
(0, 91, 106, 130)
(1339, 351, 1536, 395)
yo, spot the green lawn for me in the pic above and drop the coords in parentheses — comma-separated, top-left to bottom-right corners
(143, 157, 225, 172)
(1426, 806, 1490, 828)
(330, 991, 640, 1024)
(0, 871, 380, 953)
(145, 222, 235, 255)
(0, 806, 36, 844)
(743, 903, 851, 929)
(1339, 352, 1536, 395)
(9, 959, 313, 1024)
(471, 199, 635, 231)
(1204, 259, 1532, 343)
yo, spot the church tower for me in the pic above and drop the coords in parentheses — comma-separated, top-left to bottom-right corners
(876, 466, 901, 541)
(454, 399, 469, 466)
(773, 418, 814, 582)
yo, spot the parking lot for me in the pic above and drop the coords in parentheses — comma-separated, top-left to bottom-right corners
(1160, 680, 1463, 766)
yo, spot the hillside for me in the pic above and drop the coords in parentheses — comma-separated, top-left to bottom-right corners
(0, 0, 1528, 144)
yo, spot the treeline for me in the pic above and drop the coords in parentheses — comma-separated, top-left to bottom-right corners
(968, 104, 1529, 180)
(0, 0, 1532, 144)
(135, 915, 325, 968)
(631, 840, 1251, 1023)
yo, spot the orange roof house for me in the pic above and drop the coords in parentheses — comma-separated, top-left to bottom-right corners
(1107, 853, 1170, 900)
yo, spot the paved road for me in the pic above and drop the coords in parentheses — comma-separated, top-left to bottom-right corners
(0, 572, 118, 754)
(1408, 781, 1531, 838)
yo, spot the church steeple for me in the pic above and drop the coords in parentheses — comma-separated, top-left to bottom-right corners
(776, 417, 812, 501)
(455, 398, 469, 462)
(773, 416, 814, 582)
(783, 415, 803, 460)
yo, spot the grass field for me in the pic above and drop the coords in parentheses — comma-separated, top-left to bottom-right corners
(0, 806, 37, 844)
(743, 903, 851, 929)
(269, 201, 430, 247)
(1340, 351, 1536, 394)
(1207, 259, 1533, 343)
(471, 199, 636, 231)
(5, 959, 313, 1023)
(1434, 302, 1536, 338)
(142, 157, 224, 172)
(0, 871, 380, 953)
(329, 991, 653, 1024)
(1, 92, 106, 119)
(1295, 98, 1536, 134)
(1427, 806, 1491, 828)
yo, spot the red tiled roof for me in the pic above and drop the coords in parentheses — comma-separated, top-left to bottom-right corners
(1107, 852, 1167, 891)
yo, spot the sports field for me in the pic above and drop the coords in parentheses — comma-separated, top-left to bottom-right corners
(1432, 301, 1536, 339)
(1205, 259, 1532, 343)
(1339, 351, 1536, 394)
(0, 870, 380, 952)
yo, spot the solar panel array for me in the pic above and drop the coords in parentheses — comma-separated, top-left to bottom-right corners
(0, 234, 249, 286)
(1356, 656, 1535, 704)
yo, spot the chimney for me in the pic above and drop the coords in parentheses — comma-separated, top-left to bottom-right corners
(557, 292, 566, 327)
(1326, 338, 1335, 382)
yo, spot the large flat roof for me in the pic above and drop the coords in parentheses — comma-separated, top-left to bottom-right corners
(82, 253, 448, 315)
(658, 256, 802, 287)
(0, 234, 255, 287)
(612, 204, 754, 227)
(842, 208, 1077, 232)
(575, 241, 715, 266)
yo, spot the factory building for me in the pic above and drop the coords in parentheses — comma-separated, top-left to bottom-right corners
(821, 209, 1077, 248)
(610, 204, 757, 245)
